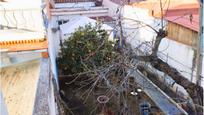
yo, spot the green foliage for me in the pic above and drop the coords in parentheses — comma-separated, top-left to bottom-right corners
(57, 24, 117, 75)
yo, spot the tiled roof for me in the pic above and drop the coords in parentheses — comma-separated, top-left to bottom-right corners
(164, 4, 199, 32)
(0, 29, 47, 52)
(0, 40, 48, 52)
(131, 0, 199, 31)
(131, 0, 198, 17)
(165, 15, 199, 32)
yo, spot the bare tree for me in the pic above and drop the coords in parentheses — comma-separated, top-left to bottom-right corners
(57, 0, 203, 114)
(118, 0, 203, 112)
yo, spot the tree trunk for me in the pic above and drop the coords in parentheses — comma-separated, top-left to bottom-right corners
(137, 63, 197, 114)
(151, 29, 167, 56)
(151, 58, 203, 106)
(138, 28, 203, 106)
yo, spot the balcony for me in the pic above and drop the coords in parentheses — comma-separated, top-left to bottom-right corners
(54, 0, 96, 3)
(50, 0, 107, 17)
(0, 2, 47, 52)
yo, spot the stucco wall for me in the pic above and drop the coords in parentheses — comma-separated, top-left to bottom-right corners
(103, 0, 203, 85)
(103, 0, 119, 18)
(158, 38, 196, 82)
(0, 0, 44, 32)
(47, 16, 60, 86)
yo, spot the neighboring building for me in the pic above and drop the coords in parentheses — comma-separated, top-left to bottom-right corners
(162, 4, 200, 83)
(0, 0, 58, 114)
(59, 16, 114, 41)
(129, 0, 203, 85)
(45, 0, 111, 81)
(164, 4, 199, 47)
(44, 0, 196, 114)
(1, 0, 201, 114)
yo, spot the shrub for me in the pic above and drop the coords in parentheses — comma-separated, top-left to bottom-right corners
(57, 24, 117, 75)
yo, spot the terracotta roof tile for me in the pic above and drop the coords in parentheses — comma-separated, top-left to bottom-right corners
(165, 15, 199, 32)
(131, 0, 198, 18)
(131, 0, 199, 31)
(0, 29, 47, 52)
(0, 40, 48, 52)
(164, 4, 199, 32)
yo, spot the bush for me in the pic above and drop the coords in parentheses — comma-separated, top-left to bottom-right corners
(57, 24, 117, 75)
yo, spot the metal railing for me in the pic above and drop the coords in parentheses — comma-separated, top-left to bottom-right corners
(54, 0, 96, 3)
(0, 8, 44, 31)
(110, 0, 143, 5)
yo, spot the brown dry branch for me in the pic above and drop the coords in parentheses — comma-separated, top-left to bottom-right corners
(123, 17, 203, 108)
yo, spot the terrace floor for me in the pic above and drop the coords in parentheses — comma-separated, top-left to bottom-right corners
(0, 60, 40, 115)
(0, 29, 44, 42)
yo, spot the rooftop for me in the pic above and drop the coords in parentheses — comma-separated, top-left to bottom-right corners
(0, 29, 47, 52)
(0, 0, 42, 9)
(0, 0, 47, 52)
(0, 29, 44, 42)
(0, 60, 41, 115)
(131, 0, 198, 17)
(131, 0, 199, 32)
(164, 4, 199, 32)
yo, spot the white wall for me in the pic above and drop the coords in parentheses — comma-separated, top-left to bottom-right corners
(0, 0, 44, 33)
(103, 0, 119, 18)
(103, 1, 199, 85)
(158, 38, 196, 82)
(47, 17, 60, 87)
(123, 5, 200, 84)
(48, 76, 57, 115)
(122, 5, 161, 56)
(60, 16, 114, 41)
(0, 51, 42, 68)
(55, 2, 95, 9)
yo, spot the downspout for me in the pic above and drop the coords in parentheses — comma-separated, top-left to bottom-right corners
(196, 0, 204, 86)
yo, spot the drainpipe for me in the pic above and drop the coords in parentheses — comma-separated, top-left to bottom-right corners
(196, 0, 203, 86)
